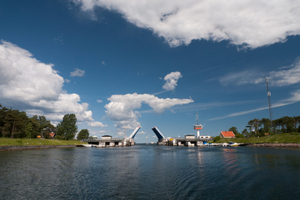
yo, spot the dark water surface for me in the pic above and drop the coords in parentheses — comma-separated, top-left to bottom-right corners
(1, 145, 300, 199)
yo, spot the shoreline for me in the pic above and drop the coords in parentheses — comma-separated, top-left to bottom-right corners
(0, 145, 77, 151)
(1, 143, 300, 151)
(246, 143, 300, 148)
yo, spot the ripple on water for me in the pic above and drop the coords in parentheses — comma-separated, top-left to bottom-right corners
(1, 146, 300, 199)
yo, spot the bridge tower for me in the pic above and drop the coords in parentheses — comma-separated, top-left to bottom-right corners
(194, 112, 203, 138)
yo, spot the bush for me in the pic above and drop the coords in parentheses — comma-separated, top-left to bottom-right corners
(235, 133, 244, 138)
(55, 135, 65, 140)
(290, 132, 300, 135)
(213, 136, 221, 142)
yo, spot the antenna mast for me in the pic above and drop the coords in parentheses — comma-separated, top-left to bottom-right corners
(265, 77, 273, 129)
(194, 111, 202, 138)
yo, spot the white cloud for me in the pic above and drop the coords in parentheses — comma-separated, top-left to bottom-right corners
(219, 70, 263, 86)
(30, 93, 93, 121)
(117, 131, 125, 136)
(219, 58, 300, 86)
(65, 79, 71, 83)
(105, 93, 193, 129)
(208, 89, 300, 121)
(269, 59, 300, 86)
(72, 0, 300, 49)
(162, 71, 182, 91)
(99, 130, 106, 133)
(102, 61, 106, 65)
(88, 121, 107, 127)
(70, 68, 85, 77)
(139, 131, 146, 134)
(0, 41, 63, 102)
(0, 41, 95, 122)
(97, 99, 103, 103)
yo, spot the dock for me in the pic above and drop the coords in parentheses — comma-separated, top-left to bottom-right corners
(82, 126, 140, 148)
(152, 127, 213, 147)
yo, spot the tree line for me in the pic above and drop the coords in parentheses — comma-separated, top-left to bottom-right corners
(0, 104, 89, 140)
(228, 116, 300, 138)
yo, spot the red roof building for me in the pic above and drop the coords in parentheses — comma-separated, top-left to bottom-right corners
(220, 131, 235, 138)
(49, 132, 55, 138)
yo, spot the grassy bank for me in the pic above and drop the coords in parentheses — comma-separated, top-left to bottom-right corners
(212, 133, 300, 144)
(0, 138, 86, 146)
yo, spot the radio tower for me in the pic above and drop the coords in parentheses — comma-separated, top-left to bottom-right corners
(194, 112, 202, 138)
(265, 77, 273, 129)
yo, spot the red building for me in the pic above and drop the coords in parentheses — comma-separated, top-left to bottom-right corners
(220, 131, 235, 138)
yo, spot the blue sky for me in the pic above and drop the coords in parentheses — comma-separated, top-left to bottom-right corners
(1, 0, 300, 142)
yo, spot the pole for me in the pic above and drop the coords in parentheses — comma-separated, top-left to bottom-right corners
(265, 77, 273, 131)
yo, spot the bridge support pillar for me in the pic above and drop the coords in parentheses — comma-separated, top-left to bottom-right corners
(109, 142, 115, 147)
(98, 142, 105, 148)
(197, 141, 204, 146)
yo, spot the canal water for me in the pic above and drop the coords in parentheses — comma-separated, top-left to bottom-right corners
(1, 145, 300, 199)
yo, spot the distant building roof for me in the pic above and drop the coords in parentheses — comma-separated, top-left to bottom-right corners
(102, 135, 112, 137)
(49, 132, 55, 138)
(220, 131, 235, 138)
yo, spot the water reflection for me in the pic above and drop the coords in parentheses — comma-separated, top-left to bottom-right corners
(1, 146, 300, 199)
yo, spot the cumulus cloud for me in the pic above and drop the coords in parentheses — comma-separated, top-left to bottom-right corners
(269, 59, 300, 86)
(88, 121, 107, 127)
(72, 0, 300, 48)
(0, 41, 63, 102)
(162, 71, 182, 91)
(105, 93, 193, 129)
(0, 41, 95, 122)
(65, 79, 71, 83)
(220, 58, 300, 86)
(70, 68, 85, 77)
(97, 99, 103, 103)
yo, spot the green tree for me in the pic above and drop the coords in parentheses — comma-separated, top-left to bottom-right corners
(242, 128, 250, 137)
(77, 129, 89, 140)
(24, 122, 33, 138)
(229, 126, 239, 135)
(213, 136, 220, 142)
(261, 118, 271, 134)
(56, 114, 77, 140)
(0, 104, 9, 137)
(282, 116, 295, 133)
(247, 118, 261, 136)
(2, 109, 28, 138)
(28, 117, 41, 138)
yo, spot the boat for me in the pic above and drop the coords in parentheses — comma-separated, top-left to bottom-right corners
(221, 143, 229, 147)
(229, 141, 241, 146)
(82, 144, 93, 147)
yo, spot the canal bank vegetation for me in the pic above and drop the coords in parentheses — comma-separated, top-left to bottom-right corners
(212, 116, 300, 144)
(0, 104, 82, 142)
(212, 133, 300, 144)
(0, 138, 85, 146)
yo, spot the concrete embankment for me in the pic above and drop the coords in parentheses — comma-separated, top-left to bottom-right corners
(0, 145, 77, 151)
(247, 143, 300, 148)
